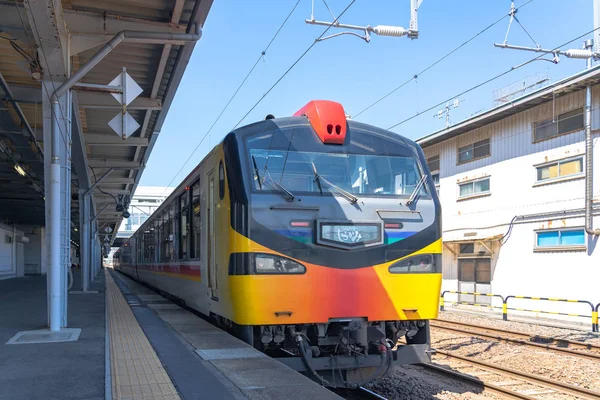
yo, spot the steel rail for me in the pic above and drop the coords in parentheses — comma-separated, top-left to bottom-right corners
(434, 319, 600, 351)
(356, 386, 387, 400)
(434, 350, 600, 400)
(332, 386, 388, 400)
(421, 362, 537, 400)
(431, 320, 600, 361)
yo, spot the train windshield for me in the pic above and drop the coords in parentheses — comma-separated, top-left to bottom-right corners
(246, 127, 427, 197)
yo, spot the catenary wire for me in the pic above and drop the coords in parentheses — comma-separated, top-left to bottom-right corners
(352, 0, 534, 119)
(231, 0, 357, 130)
(388, 26, 600, 130)
(159, 0, 303, 195)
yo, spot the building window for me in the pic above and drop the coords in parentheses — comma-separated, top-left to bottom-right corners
(458, 139, 490, 164)
(459, 243, 474, 254)
(427, 155, 440, 172)
(533, 108, 584, 142)
(458, 177, 490, 198)
(535, 228, 585, 250)
(536, 157, 583, 182)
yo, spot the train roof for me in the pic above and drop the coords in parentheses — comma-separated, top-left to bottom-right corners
(119, 101, 420, 248)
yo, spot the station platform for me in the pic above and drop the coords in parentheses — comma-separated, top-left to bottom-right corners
(0, 271, 106, 400)
(1, 269, 340, 400)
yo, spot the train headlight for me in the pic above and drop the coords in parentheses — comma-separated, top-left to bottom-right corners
(388, 254, 441, 273)
(254, 253, 306, 275)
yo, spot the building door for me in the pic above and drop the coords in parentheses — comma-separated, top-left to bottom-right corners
(207, 172, 218, 299)
(458, 258, 491, 304)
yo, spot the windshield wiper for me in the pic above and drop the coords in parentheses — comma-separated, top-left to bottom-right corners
(251, 155, 262, 190)
(311, 162, 358, 204)
(256, 162, 294, 202)
(405, 174, 427, 206)
(311, 162, 323, 196)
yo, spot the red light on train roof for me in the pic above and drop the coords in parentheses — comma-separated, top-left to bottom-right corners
(293, 100, 347, 145)
(384, 223, 401, 229)
(185, 186, 190, 191)
(290, 221, 310, 227)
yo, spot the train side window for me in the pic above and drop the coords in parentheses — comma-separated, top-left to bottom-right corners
(168, 202, 175, 260)
(160, 210, 168, 262)
(179, 191, 190, 259)
(156, 216, 163, 262)
(190, 182, 201, 259)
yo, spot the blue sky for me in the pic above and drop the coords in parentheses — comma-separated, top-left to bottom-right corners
(140, 0, 592, 187)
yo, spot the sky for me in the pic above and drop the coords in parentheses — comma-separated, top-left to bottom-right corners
(139, 0, 593, 188)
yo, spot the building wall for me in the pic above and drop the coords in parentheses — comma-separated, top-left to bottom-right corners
(422, 84, 600, 319)
(17, 226, 44, 275)
(0, 223, 25, 280)
(116, 186, 174, 241)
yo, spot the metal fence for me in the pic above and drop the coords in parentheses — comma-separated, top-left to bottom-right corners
(440, 290, 599, 332)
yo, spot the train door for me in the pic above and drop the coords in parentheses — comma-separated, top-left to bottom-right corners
(207, 170, 219, 300)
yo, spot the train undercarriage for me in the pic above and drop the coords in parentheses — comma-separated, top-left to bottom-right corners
(230, 318, 432, 388)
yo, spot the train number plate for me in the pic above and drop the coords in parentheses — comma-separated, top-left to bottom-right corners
(317, 221, 383, 249)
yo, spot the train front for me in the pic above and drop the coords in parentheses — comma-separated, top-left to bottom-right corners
(224, 100, 441, 387)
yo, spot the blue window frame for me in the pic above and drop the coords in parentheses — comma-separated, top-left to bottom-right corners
(536, 229, 585, 248)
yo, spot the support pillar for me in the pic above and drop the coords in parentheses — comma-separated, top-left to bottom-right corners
(79, 192, 90, 291)
(43, 80, 71, 330)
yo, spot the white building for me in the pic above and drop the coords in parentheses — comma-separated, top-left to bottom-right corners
(114, 186, 174, 246)
(417, 66, 600, 323)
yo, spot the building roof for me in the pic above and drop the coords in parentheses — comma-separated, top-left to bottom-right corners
(0, 0, 213, 244)
(416, 64, 600, 148)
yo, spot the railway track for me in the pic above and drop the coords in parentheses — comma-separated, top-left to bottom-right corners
(334, 386, 388, 400)
(425, 350, 600, 399)
(431, 319, 600, 362)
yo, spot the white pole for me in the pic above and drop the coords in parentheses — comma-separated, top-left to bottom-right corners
(594, 0, 600, 54)
(80, 192, 89, 291)
(49, 160, 62, 332)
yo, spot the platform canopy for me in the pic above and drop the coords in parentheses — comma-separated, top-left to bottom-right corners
(0, 0, 213, 243)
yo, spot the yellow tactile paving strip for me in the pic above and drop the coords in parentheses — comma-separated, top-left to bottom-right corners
(105, 271, 181, 400)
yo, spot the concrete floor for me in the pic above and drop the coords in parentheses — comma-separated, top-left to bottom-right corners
(0, 271, 105, 400)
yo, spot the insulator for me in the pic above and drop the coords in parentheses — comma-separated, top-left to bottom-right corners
(564, 49, 593, 59)
(373, 25, 408, 37)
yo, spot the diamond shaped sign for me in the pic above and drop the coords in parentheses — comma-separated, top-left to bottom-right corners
(109, 71, 143, 106)
(108, 112, 140, 138)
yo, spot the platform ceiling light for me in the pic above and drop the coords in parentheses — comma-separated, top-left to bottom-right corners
(14, 164, 26, 177)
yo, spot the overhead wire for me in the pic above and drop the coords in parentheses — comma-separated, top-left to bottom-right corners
(0, 35, 38, 66)
(159, 0, 304, 195)
(352, 0, 535, 119)
(232, 0, 357, 130)
(388, 25, 600, 131)
(89, 166, 118, 206)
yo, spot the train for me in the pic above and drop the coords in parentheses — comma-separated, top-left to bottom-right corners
(113, 100, 442, 387)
